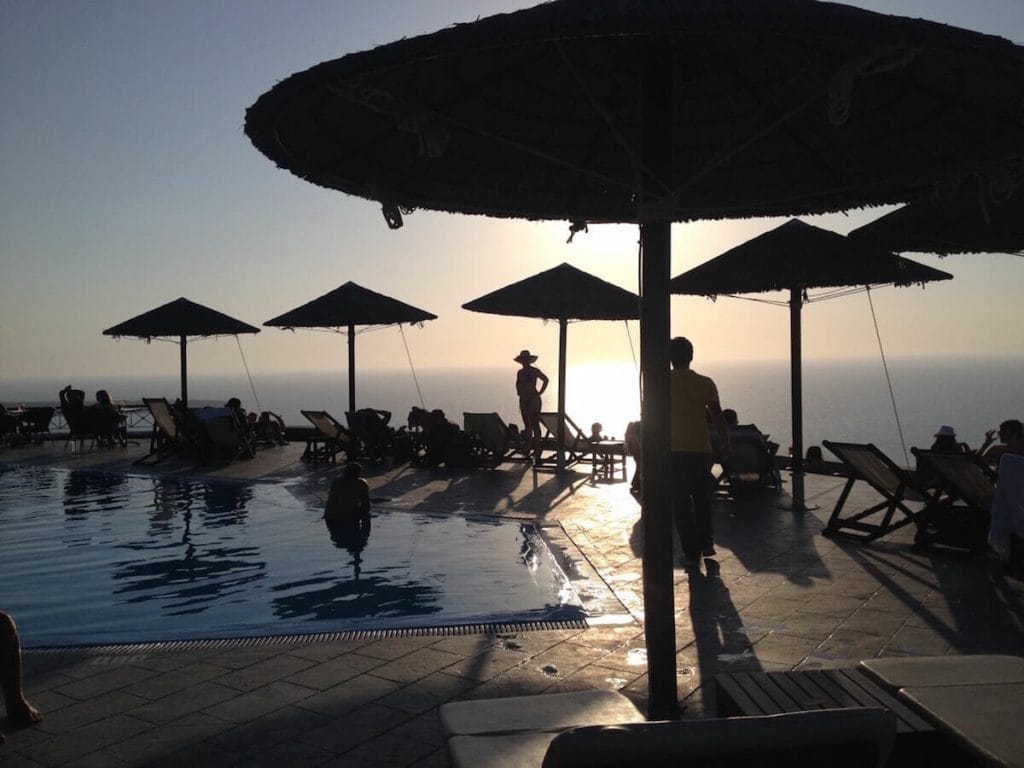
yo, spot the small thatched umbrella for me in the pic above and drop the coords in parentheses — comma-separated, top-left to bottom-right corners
(264, 282, 436, 414)
(849, 184, 1024, 256)
(671, 219, 952, 510)
(103, 297, 260, 407)
(463, 263, 639, 469)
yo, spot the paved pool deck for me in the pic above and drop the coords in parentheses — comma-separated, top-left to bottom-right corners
(1, 439, 1021, 767)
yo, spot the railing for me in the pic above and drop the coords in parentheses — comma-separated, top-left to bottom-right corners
(5, 404, 154, 435)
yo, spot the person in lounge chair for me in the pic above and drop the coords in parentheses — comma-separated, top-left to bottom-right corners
(1, 611, 42, 744)
(978, 419, 1024, 464)
(915, 425, 971, 489)
(324, 462, 371, 529)
(513, 349, 549, 462)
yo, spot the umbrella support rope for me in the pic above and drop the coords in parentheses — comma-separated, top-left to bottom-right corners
(236, 335, 262, 414)
(398, 324, 426, 410)
(866, 287, 909, 467)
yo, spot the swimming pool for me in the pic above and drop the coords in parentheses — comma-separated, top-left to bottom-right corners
(0, 464, 588, 647)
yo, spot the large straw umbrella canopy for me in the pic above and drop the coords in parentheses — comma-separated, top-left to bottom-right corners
(264, 282, 437, 414)
(849, 183, 1024, 256)
(103, 297, 260, 407)
(462, 262, 639, 469)
(671, 219, 952, 510)
(244, 0, 1024, 715)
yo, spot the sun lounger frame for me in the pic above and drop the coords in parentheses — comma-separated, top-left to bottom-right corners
(821, 440, 932, 541)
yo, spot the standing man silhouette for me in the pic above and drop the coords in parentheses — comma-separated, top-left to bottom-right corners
(670, 337, 731, 568)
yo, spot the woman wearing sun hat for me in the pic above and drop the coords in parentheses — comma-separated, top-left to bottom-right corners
(513, 350, 549, 461)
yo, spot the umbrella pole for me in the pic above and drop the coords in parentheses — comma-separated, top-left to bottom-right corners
(348, 324, 356, 415)
(556, 318, 567, 471)
(179, 335, 188, 408)
(789, 287, 805, 511)
(639, 44, 678, 718)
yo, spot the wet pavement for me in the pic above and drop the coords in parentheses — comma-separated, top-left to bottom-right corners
(1, 438, 1021, 766)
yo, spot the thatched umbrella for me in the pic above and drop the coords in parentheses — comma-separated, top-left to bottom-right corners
(103, 297, 260, 407)
(849, 183, 1024, 256)
(671, 219, 952, 510)
(244, 0, 1024, 715)
(462, 263, 639, 469)
(264, 282, 436, 414)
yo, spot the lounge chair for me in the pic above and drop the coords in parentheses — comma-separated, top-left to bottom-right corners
(463, 412, 530, 467)
(712, 426, 780, 495)
(134, 397, 185, 465)
(345, 408, 393, 461)
(821, 441, 932, 541)
(60, 387, 124, 452)
(440, 690, 895, 768)
(187, 406, 250, 465)
(535, 412, 591, 468)
(910, 448, 996, 555)
(301, 410, 359, 465)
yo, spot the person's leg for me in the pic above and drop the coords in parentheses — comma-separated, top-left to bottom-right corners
(692, 454, 716, 556)
(671, 452, 699, 562)
(1, 612, 43, 737)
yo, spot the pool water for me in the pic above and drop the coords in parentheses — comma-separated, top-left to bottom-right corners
(0, 464, 585, 647)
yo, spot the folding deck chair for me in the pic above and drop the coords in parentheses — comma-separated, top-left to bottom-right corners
(536, 412, 591, 468)
(821, 441, 932, 541)
(301, 410, 359, 465)
(134, 397, 185, 465)
(910, 448, 997, 555)
(463, 412, 530, 468)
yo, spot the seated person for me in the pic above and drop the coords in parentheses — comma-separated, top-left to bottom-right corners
(324, 462, 371, 528)
(250, 410, 288, 445)
(90, 389, 127, 446)
(422, 409, 462, 467)
(915, 425, 970, 488)
(978, 419, 1024, 465)
(589, 422, 607, 442)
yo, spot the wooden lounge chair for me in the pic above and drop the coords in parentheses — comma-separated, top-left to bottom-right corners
(536, 412, 591, 468)
(301, 410, 358, 465)
(345, 408, 393, 461)
(463, 412, 530, 467)
(910, 448, 996, 555)
(821, 440, 932, 541)
(134, 397, 185, 465)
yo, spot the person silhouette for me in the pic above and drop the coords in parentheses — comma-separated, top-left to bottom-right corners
(514, 349, 549, 462)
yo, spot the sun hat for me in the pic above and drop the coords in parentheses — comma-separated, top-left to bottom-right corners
(513, 349, 538, 364)
(934, 425, 956, 438)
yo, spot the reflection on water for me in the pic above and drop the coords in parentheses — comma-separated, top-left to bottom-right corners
(1, 465, 584, 646)
(63, 470, 130, 515)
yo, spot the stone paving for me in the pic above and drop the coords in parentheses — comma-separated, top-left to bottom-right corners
(1, 439, 1022, 766)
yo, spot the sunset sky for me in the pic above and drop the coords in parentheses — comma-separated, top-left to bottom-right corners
(2, 0, 1022, 387)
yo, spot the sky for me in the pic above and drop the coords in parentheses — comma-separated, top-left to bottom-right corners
(2, 0, 1022, 388)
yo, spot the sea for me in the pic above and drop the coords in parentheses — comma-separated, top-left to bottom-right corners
(3, 355, 1021, 470)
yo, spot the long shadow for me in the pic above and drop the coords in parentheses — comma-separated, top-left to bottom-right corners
(845, 543, 1024, 655)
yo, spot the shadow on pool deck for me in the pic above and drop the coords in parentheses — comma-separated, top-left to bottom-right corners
(1, 439, 1022, 766)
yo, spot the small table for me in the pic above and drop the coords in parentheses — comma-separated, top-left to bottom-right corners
(590, 440, 626, 482)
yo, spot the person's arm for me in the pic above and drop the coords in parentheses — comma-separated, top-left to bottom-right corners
(536, 368, 549, 396)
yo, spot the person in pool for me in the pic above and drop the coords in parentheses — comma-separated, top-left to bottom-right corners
(324, 462, 371, 529)
(1, 611, 43, 744)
